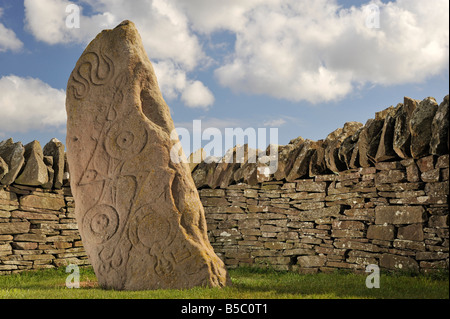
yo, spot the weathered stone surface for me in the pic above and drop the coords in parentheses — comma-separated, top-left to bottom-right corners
(397, 224, 424, 241)
(0, 222, 30, 235)
(274, 137, 304, 180)
(379, 254, 419, 271)
(286, 140, 315, 181)
(309, 140, 328, 176)
(0, 156, 8, 181)
(357, 118, 384, 167)
(325, 122, 363, 173)
(375, 105, 400, 162)
(393, 97, 418, 158)
(375, 206, 425, 225)
(297, 255, 326, 268)
(43, 138, 66, 189)
(410, 97, 438, 158)
(19, 194, 65, 211)
(65, 21, 229, 290)
(338, 127, 363, 170)
(188, 148, 206, 172)
(0, 139, 25, 185)
(430, 95, 449, 155)
(367, 225, 395, 241)
(15, 141, 49, 187)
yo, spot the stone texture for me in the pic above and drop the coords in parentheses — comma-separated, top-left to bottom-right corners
(188, 148, 206, 172)
(379, 254, 419, 271)
(65, 20, 229, 290)
(367, 225, 395, 241)
(375, 105, 400, 162)
(286, 139, 315, 181)
(43, 138, 66, 189)
(274, 137, 304, 181)
(0, 139, 25, 185)
(397, 224, 424, 241)
(357, 118, 384, 167)
(393, 97, 418, 158)
(410, 97, 438, 158)
(375, 206, 425, 225)
(0, 156, 8, 181)
(325, 122, 363, 173)
(15, 140, 49, 187)
(430, 95, 449, 156)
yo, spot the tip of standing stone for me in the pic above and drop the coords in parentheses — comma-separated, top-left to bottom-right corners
(115, 20, 135, 29)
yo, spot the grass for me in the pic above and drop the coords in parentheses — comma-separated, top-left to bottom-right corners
(0, 266, 448, 299)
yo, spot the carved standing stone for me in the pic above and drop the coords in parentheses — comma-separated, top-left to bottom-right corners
(66, 20, 229, 290)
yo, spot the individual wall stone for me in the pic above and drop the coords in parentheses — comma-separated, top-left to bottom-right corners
(0, 156, 8, 181)
(286, 139, 315, 181)
(0, 139, 25, 186)
(357, 118, 384, 167)
(430, 95, 449, 156)
(367, 225, 395, 241)
(397, 224, 424, 241)
(379, 254, 419, 271)
(410, 97, 438, 158)
(325, 122, 363, 173)
(274, 137, 304, 181)
(309, 140, 328, 176)
(375, 104, 400, 162)
(393, 97, 418, 159)
(43, 138, 65, 189)
(375, 206, 425, 225)
(338, 127, 363, 170)
(15, 140, 49, 187)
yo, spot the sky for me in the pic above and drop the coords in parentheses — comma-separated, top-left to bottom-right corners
(0, 0, 448, 157)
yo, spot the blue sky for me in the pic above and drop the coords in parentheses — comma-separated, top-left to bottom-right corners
(0, 0, 448, 156)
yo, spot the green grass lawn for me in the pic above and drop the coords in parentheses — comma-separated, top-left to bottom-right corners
(0, 266, 448, 299)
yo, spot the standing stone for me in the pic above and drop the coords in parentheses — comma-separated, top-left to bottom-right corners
(430, 95, 449, 156)
(410, 97, 438, 158)
(66, 20, 229, 290)
(0, 139, 25, 185)
(15, 140, 49, 187)
(43, 138, 66, 189)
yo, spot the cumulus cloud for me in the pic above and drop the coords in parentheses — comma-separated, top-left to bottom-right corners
(0, 8, 24, 52)
(0, 75, 66, 134)
(22, 0, 449, 105)
(214, 0, 449, 103)
(23, 0, 214, 108)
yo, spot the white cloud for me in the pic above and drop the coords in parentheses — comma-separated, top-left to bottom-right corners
(23, 0, 215, 109)
(0, 75, 66, 133)
(181, 81, 215, 109)
(22, 0, 449, 106)
(214, 0, 449, 103)
(0, 7, 24, 52)
(264, 119, 286, 127)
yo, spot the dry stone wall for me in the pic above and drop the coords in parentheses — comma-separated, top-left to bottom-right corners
(0, 95, 448, 275)
(1, 139, 88, 275)
(200, 155, 449, 273)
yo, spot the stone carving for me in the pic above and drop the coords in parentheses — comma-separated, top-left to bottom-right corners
(66, 20, 229, 290)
